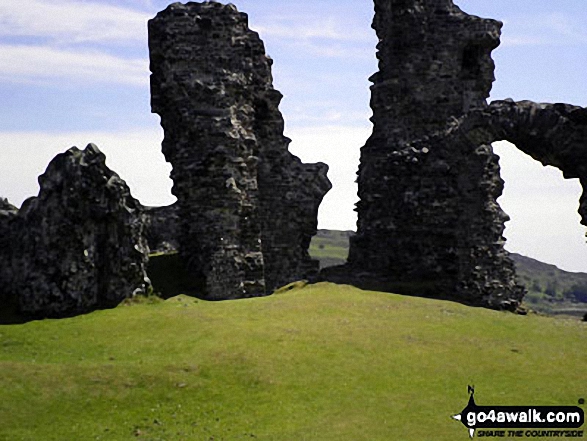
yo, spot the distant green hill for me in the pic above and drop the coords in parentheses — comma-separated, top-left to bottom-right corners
(309, 229, 353, 268)
(310, 229, 587, 317)
(510, 253, 587, 316)
(1, 282, 586, 440)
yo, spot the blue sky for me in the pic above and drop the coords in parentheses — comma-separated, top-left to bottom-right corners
(1, 0, 586, 272)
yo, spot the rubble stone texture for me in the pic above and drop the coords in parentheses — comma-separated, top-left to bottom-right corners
(148, 2, 331, 300)
(324, 0, 587, 312)
(144, 203, 180, 254)
(9, 144, 150, 318)
(328, 0, 529, 310)
(0, 198, 18, 305)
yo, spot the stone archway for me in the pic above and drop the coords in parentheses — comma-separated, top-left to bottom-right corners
(324, 0, 587, 312)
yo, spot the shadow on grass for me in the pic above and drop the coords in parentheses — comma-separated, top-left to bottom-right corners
(0, 296, 29, 325)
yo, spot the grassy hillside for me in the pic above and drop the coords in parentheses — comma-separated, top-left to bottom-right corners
(310, 230, 587, 317)
(1, 282, 586, 440)
(510, 254, 587, 316)
(309, 230, 353, 268)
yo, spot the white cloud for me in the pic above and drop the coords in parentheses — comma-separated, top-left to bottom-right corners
(287, 125, 371, 231)
(0, 124, 367, 232)
(494, 142, 587, 273)
(0, 0, 148, 45)
(255, 20, 373, 43)
(0, 45, 148, 86)
(288, 40, 374, 60)
(0, 129, 174, 208)
(500, 13, 587, 47)
(255, 16, 376, 61)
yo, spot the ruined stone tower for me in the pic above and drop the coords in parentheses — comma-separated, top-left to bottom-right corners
(148, 2, 331, 300)
(331, 0, 527, 310)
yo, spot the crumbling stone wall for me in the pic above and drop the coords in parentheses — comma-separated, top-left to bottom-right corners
(148, 2, 330, 300)
(324, 0, 587, 312)
(255, 86, 332, 292)
(323, 0, 526, 310)
(0, 198, 18, 305)
(484, 101, 587, 181)
(144, 203, 180, 254)
(149, 0, 576, 310)
(7, 144, 150, 318)
(465, 99, 587, 227)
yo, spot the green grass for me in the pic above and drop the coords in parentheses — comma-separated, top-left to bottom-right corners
(1, 282, 586, 440)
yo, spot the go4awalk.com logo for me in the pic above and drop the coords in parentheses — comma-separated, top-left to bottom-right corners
(452, 387, 585, 438)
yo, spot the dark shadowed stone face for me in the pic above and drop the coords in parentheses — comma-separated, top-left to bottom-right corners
(326, 0, 587, 313)
(148, 2, 330, 300)
(0, 198, 18, 305)
(7, 144, 150, 318)
(325, 0, 527, 311)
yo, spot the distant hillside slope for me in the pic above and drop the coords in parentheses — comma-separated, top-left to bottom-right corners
(310, 230, 354, 268)
(310, 229, 587, 316)
(509, 253, 587, 315)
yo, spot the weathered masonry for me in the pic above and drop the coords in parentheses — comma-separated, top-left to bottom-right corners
(1, 145, 150, 318)
(148, 2, 331, 300)
(325, 0, 587, 311)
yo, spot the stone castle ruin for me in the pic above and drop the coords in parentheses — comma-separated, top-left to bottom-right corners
(325, 0, 525, 309)
(1, 0, 587, 318)
(326, 0, 587, 312)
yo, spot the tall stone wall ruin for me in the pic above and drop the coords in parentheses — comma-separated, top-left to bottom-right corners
(148, 2, 331, 300)
(323, 0, 587, 312)
(323, 0, 524, 310)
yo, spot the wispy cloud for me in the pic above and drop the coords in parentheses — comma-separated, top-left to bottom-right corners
(542, 12, 587, 43)
(255, 19, 373, 43)
(0, 0, 152, 86)
(255, 17, 376, 60)
(0, 44, 148, 86)
(501, 13, 587, 47)
(500, 35, 550, 48)
(0, 129, 173, 207)
(287, 40, 375, 60)
(0, 0, 148, 45)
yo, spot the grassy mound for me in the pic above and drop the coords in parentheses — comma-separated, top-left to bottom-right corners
(1, 282, 585, 440)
